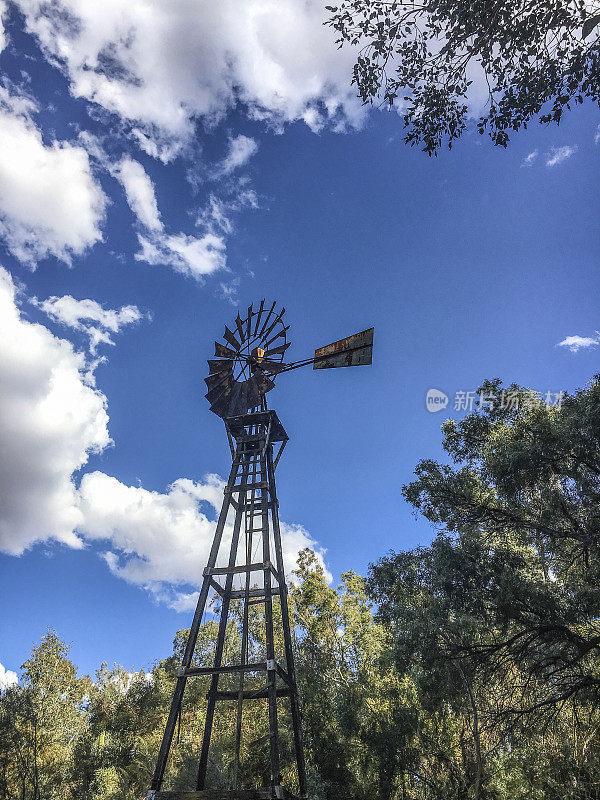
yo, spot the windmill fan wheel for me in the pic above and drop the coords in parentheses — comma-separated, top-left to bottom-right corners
(204, 301, 290, 418)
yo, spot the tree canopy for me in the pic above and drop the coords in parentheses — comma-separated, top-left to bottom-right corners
(369, 375, 600, 796)
(326, 0, 600, 153)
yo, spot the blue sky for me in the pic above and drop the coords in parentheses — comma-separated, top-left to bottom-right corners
(0, 0, 599, 685)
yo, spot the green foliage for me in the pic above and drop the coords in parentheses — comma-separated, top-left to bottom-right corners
(369, 375, 600, 797)
(292, 549, 415, 799)
(326, 1, 600, 154)
(0, 566, 413, 799)
(400, 377, 600, 713)
(0, 630, 91, 800)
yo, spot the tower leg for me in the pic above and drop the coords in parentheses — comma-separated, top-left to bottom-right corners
(150, 450, 241, 791)
(261, 449, 281, 790)
(267, 447, 308, 798)
(197, 454, 250, 790)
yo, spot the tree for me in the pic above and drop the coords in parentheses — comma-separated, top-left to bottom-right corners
(292, 548, 416, 800)
(326, 0, 600, 154)
(0, 630, 91, 800)
(375, 377, 600, 721)
(4, 535, 600, 800)
(369, 542, 513, 799)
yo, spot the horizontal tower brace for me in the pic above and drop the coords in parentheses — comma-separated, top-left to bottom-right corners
(206, 562, 282, 582)
(182, 662, 267, 677)
(179, 661, 292, 684)
(214, 687, 291, 701)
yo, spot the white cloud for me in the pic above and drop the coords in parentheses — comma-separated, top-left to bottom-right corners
(0, 85, 106, 266)
(0, 1, 8, 53)
(595, 124, 600, 145)
(521, 149, 538, 167)
(33, 294, 145, 354)
(78, 471, 329, 611)
(200, 188, 259, 235)
(136, 231, 226, 280)
(557, 333, 600, 352)
(545, 145, 577, 167)
(15, 0, 364, 158)
(0, 663, 18, 691)
(110, 155, 228, 280)
(216, 135, 259, 176)
(116, 157, 162, 231)
(0, 267, 110, 555)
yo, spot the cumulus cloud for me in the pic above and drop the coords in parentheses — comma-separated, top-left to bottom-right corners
(521, 149, 538, 167)
(110, 156, 228, 279)
(0, 267, 110, 555)
(557, 333, 600, 352)
(116, 157, 162, 232)
(545, 145, 577, 167)
(32, 294, 146, 354)
(15, 0, 364, 158)
(135, 230, 227, 280)
(215, 135, 259, 176)
(0, 663, 18, 691)
(0, 1, 8, 53)
(111, 155, 256, 282)
(0, 85, 106, 266)
(77, 471, 328, 611)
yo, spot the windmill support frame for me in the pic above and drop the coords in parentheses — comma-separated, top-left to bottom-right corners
(148, 411, 307, 800)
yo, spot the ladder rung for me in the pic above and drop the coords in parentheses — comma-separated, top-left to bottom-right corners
(183, 661, 267, 677)
(206, 562, 266, 576)
(230, 586, 281, 599)
(214, 687, 291, 701)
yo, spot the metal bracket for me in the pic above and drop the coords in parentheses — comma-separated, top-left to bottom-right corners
(176, 666, 185, 678)
(273, 439, 287, 471)
(266, 658, 277, 671)
(224, 420, 235, 459)
(261, 416, 273, 458)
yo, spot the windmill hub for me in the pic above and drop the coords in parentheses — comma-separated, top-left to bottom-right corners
(251, 346, 265, 363)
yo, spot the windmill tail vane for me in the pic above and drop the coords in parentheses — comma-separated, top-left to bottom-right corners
(148, 301, 373, 800)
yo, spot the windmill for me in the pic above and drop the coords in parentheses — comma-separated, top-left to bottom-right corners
(148, 302, 373, 800)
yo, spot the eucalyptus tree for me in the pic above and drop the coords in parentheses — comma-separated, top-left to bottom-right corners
(373, 377, 600, 721)
(327, 0, 600, 153)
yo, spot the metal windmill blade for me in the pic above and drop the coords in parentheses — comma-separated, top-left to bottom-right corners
(204, 301, 289, 418)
